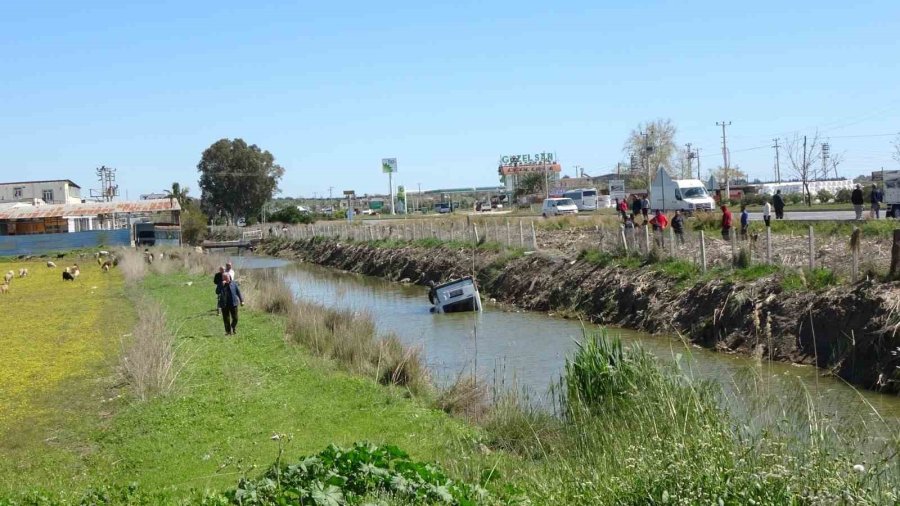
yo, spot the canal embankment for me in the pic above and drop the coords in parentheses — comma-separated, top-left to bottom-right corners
(259, 236, 900, 394)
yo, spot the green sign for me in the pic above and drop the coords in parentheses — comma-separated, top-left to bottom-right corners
(381, 158, 397, 173)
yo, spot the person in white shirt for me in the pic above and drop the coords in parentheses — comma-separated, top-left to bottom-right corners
(763, 201, 772, 227)
(225, 262, 236, 282)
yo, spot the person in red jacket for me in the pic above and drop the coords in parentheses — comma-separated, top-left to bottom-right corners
(720, 205, 733, 240)
(649, 210, 668, 247)
(617, 198, 629, 220)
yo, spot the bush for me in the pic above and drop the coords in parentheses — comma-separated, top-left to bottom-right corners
(121, 299, 177, 401)
(816, 189, 834, 203)
(835, 188, 852, 203)
(269, 206, 314, 225)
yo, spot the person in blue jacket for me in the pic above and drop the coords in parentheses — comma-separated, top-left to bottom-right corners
(219, 273, 244, 335)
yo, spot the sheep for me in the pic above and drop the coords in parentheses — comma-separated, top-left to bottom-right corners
(62, 271, 75, 281)
(71, 264, 80, 278)
(0, 283, 8, 295)
(18, 268, 28, 278)
(101, 263, 110, 273)
(47, 261, 56, 268)
(3, 271, 12, 285)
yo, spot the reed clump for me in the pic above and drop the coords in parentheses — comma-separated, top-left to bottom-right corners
(120, 299, 178, 401)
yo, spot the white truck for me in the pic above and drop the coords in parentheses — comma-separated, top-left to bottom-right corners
(875, 169, 900, 218)
(649, 168, 715, 213)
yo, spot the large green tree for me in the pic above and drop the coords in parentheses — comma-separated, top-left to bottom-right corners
(198, 138, 285, 222)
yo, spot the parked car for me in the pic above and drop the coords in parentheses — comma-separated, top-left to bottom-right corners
(541, 198, 579, 217)
(435, 203, 452, 214)
(361, 209, 376, 216)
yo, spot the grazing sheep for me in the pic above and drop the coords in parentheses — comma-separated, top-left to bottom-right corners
(56, 253, 65, 259)
(62, 271, 75, 281)
(47, 261, 56, 268)
(0, 283, 8, 294)
(71, 265, 80, 278)
(3, 271, 12, 285)
(18, 268, 28, 278)
(101, 263, 110, 273)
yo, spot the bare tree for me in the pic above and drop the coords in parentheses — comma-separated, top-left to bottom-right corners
(828, 151, 845, 179)
(784, 131, 822, 206)
(892, 133, 900, 167)
(623, 119, 678, 181)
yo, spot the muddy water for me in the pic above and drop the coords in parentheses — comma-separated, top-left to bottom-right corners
(235, 256, 900, 432)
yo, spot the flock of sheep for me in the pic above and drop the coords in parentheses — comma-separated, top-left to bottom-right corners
(0, 251, 118, 295)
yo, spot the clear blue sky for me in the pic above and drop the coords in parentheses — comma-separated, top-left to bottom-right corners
(1, 1, 898, 198)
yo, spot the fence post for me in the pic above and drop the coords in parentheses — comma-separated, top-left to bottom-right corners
(531, 221, 538, 250)
(473, 224, 480, 244)
(766, 227, 772, 264)
(700, 230, 707, 273)
(668, 227, 675, 257)
(644, 225, 651, 254)
(519, 221, 525, 247)
(808, 225, 815, 270)
(730, 228, 737, 266)
(620, 225, 628, 254)
(890, 229, 900, 279)
(506, 220, 511, 246)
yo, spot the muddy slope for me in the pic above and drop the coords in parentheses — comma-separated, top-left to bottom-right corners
(260, 238, 900, 394)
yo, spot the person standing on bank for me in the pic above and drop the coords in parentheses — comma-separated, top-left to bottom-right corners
(720, 204, 733, 240)
(740, 205, 750, 240)
(772, 190, 785, 220)
(631, 195, 642, 220)
(640, 196, 650, 222)
(213, 266, 225, 315)
(870, 184, 884, 219)
(219, 273, 244, 335)
(671, 209, 685, 245)
(763, 200, 772, 227)
(851, 184, 864, 220)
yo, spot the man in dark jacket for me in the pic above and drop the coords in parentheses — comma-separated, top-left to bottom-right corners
(772, 190, 785, 220)
(671, 210, 685, 245)
(218, 273, 244, 335)
(870, 184, 884, 219)
(630, 195, 642, 218)
(851, 184, 864, 220)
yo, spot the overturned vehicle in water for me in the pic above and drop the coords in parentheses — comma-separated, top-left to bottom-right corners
(428, 277, 483, 313)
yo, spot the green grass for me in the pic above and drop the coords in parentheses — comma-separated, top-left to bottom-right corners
(781, 267, 841, 293)
(0, 271, 481, 501)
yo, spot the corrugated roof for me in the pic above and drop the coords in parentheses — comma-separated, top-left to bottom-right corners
(0, 199, 180, 220)
(0, 179, 82, 189)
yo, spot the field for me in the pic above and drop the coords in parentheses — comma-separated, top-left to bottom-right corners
(0, 258, 480, 501)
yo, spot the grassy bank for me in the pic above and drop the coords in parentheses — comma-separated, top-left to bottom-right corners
(0, 259, 488, 502)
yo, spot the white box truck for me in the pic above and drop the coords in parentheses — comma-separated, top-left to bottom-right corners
(649, 168, 716, 213)
(877, 169, 900, 218)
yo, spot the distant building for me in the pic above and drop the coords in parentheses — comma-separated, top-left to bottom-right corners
(0, 199, 180, 236)
(0, 179, 82, 205)
(755, 179, 854, 196)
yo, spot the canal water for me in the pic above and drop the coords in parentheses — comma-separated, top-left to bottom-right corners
(235, 256, 900, 434)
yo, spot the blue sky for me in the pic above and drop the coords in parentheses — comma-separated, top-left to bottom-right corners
(1, 1, 898, 198)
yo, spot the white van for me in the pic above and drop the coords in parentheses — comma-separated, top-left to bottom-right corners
(542, 197, 579, 217)
(563, 188, 599, 211)
(649, 168, 715, 213)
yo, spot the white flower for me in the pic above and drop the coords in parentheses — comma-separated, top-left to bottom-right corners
(852, 464, 865, 473)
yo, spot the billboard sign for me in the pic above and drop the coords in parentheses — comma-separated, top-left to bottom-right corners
(382, 158, 397, 173)
(608, 179, 626, 200)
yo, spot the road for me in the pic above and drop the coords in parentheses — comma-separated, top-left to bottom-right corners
(747, 210, 856, 221)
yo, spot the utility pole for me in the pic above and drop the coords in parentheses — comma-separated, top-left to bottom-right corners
(417, 182, 421, 212)
(685, 143, 693, 179)
(802, 135, 808, 204)
(772, 138, 781, 183)
(717, 121, 731, 199)
(328, 186, 333, 199)
(640, 129, 652, 193)
(616, 162, 620, 176)
(820, 143, 830, 180)
(696, 148, 702, 180)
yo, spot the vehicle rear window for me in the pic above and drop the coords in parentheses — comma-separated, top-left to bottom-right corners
(583, 190, 597, 197)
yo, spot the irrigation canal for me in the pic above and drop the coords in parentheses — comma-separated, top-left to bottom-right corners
(236, 256, 900, 434)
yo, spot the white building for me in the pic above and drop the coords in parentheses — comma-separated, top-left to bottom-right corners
(755, 179, 854, 196)
(0, 179, 82, 205)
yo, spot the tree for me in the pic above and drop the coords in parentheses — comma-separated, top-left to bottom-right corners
(711, 166, 748, 187)
(269, 206, 314, 224)
(623, 119, 678, 178)
(784, 132, 821, 206)
(165, 182, 190, 208)
(835, 188, 852, 203)
(198, 138, 285, 223)
(180, 198, 208, 245)
(516, 172, 546, 197)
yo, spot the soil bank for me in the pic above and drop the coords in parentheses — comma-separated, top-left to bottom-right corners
(259, 237, 900, 394)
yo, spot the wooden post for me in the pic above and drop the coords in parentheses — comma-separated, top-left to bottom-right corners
(430, 222, 434, 238)
(519, 221, 525, 247)
(851, 227, 860, 282)
(700, 230, 707, 273)
(620, 225, 628, 254)
(506, 220, 511, 246)
(808, 225, 815, 270)
(668, 226, 675, 257)
(644, 225, 651, 254)
(766, 227, 772, 264)
(472, 224, 479, 244)
(531, 221, 538, 250)
(890, 229, 900, 279)
(730, 228, 737, 265)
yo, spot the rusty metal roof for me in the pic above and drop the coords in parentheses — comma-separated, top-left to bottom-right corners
(0, 199, 180, 220)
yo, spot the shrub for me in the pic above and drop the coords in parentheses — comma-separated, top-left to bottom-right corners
(121, 299, 177, 401)
(433, 374, 487, 418)
(269, 206, 314, 225)
(817, 189, 834, 203)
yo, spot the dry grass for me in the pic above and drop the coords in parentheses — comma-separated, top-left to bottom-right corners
(117, 249, 148, 283)
(120, 299, 178, 401)
(434, 373, 488, 419)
